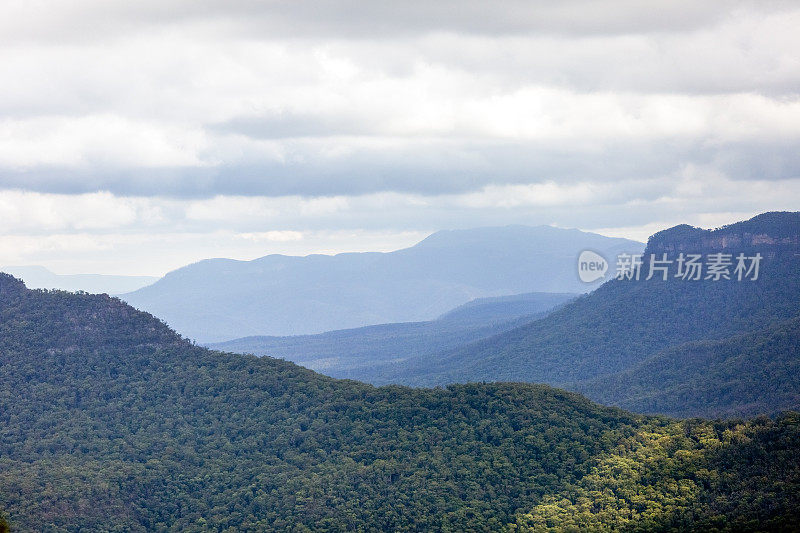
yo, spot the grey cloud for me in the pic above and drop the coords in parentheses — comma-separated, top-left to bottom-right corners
(709, 140, 800, 181)
(2, 137, 797, 198)
(213, 0, 735, 38)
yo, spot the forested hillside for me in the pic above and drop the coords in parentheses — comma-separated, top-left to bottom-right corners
(0, 273, 638, 530)
(579, 316, 800, 418)
(1, 273, 799, 531)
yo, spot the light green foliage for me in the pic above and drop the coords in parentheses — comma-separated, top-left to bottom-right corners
(512, 415, 800, 532)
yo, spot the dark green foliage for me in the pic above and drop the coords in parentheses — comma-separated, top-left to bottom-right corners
(396, 242, 800, 387)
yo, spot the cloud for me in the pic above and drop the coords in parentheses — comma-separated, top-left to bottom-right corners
(2, 172, 798, 235)
(2, 19, 800, 198)
(1, 1, 799, 275)
(2, 133, 798, 198)
(212, 112, 379, 139)
(2, 166, 799, 275)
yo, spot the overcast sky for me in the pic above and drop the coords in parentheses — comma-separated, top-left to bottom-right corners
(1, 0, 799, 275)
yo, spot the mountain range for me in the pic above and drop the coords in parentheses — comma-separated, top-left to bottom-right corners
(121, 225, 642, 342)
(1, 272, 798, 531)
(362, 211, 800, 416)
(208, 212, 800, 419)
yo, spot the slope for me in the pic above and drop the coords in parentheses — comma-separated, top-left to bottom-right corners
(0, 272, 639, 531)
(577, 315, 800, 418)
(513, 414, 800, 531)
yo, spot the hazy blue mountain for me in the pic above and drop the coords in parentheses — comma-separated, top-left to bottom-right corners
(122, 225, 641, 342)
(208, 291, 577, 380)
(578, 315, 800, 418)
(375, 212, 800, 417)
(1, 265, 157, 294)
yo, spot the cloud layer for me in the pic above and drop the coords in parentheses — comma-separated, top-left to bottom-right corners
(0, 1, 798, 273)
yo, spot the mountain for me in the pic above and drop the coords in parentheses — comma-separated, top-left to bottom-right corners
(1, 273, 799, 531)
(121, 225, 642, 342)
(378, 212, 800, 416)
(1, 265, 157, 294)
(208, 291, 577, 381)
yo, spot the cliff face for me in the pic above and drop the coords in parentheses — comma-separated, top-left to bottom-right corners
(645, 212, 800, 256)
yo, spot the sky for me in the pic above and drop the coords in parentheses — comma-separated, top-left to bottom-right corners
(1, 0, 799, 276)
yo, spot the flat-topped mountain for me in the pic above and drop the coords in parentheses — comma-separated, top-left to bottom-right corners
(121, 225, 641, 342)
(646, 211, 800, 254)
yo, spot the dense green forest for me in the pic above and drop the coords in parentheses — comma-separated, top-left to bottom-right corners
(0, 273, 642, 530)
(1, 273, 800, 530)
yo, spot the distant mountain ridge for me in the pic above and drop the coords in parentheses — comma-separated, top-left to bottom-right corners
(122, 225, 641, 342)
(1, 265, 157, 294)
(437, 291, 576, 324)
